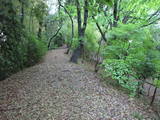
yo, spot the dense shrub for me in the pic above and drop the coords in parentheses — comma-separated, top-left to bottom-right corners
(101, 24, 160, 95)
(0, 0, 27, 80)
(0, 33, 28, 80)
(0, 33, 47, 80)
(84, 23, 100, 53)
(102, 59, 138, 96)
(25, 34, 47, 66)
(0, 0, 47, 80)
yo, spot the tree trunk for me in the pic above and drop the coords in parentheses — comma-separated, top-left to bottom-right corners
(94, 37, 103, 72)
(150, 87, 157, 105)
(92, 16, 107, 42)
(70, 41, 84, 63)
(70, 0, 88, 63)
(38, 21, 43, 39)
(113, 0, 118, 27)
(70, 31, 84, 63)
(66, 18, 74, 54)
(48, 25, 62, 50)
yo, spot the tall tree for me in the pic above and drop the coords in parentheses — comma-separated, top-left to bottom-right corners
(33, 0, 48, 39)
(70, 0, 89, 63)
(58, 0, 74, 54)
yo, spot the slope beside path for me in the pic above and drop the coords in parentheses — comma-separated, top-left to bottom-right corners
(0, 49, 157, 120)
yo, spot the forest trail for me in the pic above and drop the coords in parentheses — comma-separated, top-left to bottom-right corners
(0, 49, 157, 120)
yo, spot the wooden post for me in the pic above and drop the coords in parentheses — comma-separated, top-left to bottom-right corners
(150, 87, 157, 105)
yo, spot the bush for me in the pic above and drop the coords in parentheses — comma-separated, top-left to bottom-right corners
(0, 35, 28, 80)
(102, 59, 138, 96)
(101, 24, 159, 96)
(0, 34, 47, 80)
(0, 0, 47, 80)
(25, 34, 47, 66)
(84, 23, 100, 53)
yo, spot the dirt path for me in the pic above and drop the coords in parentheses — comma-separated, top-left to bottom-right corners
(0, 49, 157, 120)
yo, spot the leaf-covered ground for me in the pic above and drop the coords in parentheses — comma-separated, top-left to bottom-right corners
(0, 49, 158, 120)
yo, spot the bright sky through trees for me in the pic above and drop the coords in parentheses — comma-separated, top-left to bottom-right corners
(46, 0, 58, 14)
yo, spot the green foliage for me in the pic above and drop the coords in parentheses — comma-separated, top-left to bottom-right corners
(0, 0, 26, 80)
(0, 0, 47, 80)
(132, 112, 144, 120)
(49, 33, 65, 50)
(62, 22, 100, 53)
(33, 0, 48, 23)
(153, 56, 160, 88)
(0, 33, 47, 80)
(102, 23, 160, 95)
(84, 23, 100, 53)
(102, 59, 138, 96)
(61, 22, 78, 49)
(154, 80, 160, 88)
(26, 34, 47, 66)
(95, 0, 113, 6)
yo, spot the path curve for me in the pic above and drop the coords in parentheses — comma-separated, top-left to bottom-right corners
(0, 49, 157, 120)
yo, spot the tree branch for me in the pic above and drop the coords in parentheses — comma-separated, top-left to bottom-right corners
(148, 7, 160, 21)
(141, 17, 160, 28)
(48, 25, 62, 49)
(58, 0, 74, 39)
(58, 0, 75, 53)
(92, 16, 107, 42)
